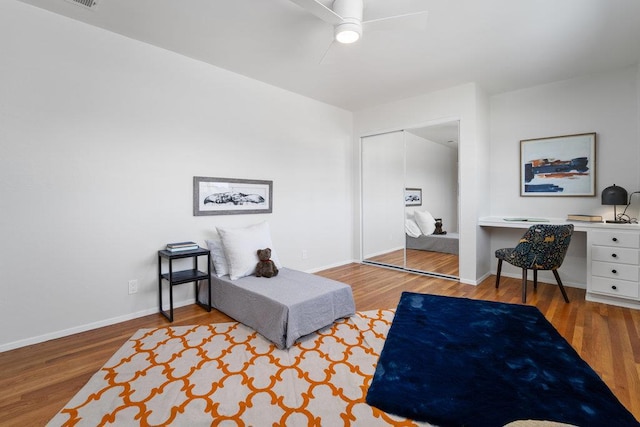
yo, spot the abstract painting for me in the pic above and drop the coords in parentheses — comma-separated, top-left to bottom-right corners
(520, 133, 596, 196)
(193, 177, 272, 215)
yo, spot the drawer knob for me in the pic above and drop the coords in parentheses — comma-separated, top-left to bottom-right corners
(612, 237, 618, 242)
(611, 285, 618, 290)
(611, 253, 618, 258)
(612, 269, 617, 274)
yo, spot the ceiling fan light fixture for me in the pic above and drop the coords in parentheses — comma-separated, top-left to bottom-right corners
(335, 22, 361, 43)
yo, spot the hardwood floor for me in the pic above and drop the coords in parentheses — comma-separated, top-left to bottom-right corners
(1, 263, 639, 425)
(366, 248, 459, 277)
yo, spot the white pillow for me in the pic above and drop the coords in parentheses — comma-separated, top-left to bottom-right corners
(405, 218, 422, 238)
(217, 221, 282, 280)
(414, 210, 436, 235)
(205, 239, 229, 277)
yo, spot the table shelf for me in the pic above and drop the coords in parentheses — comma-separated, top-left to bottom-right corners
(161, 269, 209, 285)
(158, 247, 211, 322)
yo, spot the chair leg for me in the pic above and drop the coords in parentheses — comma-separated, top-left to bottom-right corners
(495, 259, 503, 288)
(521, 268, 528, 303)
(552, 270, 570, 303)
(533, 270, 538, 290)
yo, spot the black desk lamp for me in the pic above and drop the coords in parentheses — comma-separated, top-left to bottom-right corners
(601, 184, 628, 223)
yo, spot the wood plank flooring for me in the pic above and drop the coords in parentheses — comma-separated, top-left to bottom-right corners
(1, 263, 639, 426)
(366, 249, 459, 277)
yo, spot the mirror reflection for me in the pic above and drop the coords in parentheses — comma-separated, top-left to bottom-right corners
(362, 122, 459, 278)
(362, 131, 405, 269)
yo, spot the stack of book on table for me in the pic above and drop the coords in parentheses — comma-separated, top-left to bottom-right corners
(166, 241, 199, 252)
(566, 214, 603, 223)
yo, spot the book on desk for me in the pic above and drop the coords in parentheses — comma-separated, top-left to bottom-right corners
(566, 214, 603, 222)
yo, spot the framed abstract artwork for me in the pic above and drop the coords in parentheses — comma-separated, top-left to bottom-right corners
(193, 177, 273, 215)
(520, 133, 596, 196)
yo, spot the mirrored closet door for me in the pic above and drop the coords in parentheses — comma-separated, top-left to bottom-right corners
(361, 122, 460, 278)
(362, 131, 406, 270)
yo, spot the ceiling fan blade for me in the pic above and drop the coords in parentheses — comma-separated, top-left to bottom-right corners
(319, 39, 336, 64)
(289, 0, 344, 25)
(363, 10, 428, 33)
(319, 40, 364, 65)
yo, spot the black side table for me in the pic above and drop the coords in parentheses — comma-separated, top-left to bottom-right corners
(158, 247, 211, 322)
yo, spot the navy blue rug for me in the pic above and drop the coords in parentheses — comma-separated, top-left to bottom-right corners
(366, 292, 639, 427)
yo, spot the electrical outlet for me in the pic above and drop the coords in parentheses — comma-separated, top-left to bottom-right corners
(128, 279, 138, 294)
(302, 249, 308, 260)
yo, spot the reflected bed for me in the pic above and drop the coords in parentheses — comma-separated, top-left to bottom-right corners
(406, 232, 459, 255)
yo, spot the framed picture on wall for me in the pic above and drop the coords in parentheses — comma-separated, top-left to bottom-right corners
(405, 188, 422, 206)
(193, 177, 273, 215)
(520, 133, 596, 196)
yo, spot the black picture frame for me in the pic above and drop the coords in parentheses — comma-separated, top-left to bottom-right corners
(405, 188, 422, 206)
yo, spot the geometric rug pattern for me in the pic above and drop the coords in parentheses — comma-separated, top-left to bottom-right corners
(47, 310, 432, 426)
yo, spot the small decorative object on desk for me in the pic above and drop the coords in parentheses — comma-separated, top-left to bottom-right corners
(166, 241, 199, 252)
(567, 214, 603, 222)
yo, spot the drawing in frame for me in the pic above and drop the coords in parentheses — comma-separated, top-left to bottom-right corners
(520, 133, 596, 197)
(193, 177, 273, 216)
(405, 188, 422, 206)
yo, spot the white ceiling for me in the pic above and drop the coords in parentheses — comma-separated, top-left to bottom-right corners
(16, 0, 640, 112)
(408, 121, 459, 148)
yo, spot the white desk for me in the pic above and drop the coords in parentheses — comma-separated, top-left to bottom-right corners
(479, 216, 640, 309)
(479, 216, 638, 232)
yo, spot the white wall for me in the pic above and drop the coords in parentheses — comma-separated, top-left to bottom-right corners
(0, 1, 354, 351)
(487, 65, 640, 286)
(354, 83, 491, 284)
(474, 85, 492, 282)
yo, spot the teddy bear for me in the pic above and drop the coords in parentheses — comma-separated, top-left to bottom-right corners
(255, 248, 279, 278)
(434, 218, 447, 235)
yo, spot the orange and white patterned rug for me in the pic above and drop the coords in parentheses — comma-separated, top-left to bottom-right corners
(48, 310, 431, 426)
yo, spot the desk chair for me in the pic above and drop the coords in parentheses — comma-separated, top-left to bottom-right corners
(495, 224, 574, 303)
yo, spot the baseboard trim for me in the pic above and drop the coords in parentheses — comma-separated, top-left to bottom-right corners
(305, 259, 359, 274)
(0, 298, 195, 353)
(586, 292, 640, 309)
(460, 270, 492, 286)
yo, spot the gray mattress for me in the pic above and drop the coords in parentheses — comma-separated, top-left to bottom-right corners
(199, 268, 355, 349)
(406, 232, 459, 255)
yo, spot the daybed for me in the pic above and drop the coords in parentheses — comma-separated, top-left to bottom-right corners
(406, 209, 459, 255)
(202, 268, 355, 349)
(198, 221, 355, 349)
(406, 232, 459, 255)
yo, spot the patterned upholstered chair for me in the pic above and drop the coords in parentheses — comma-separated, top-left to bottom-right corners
(495, 224, 574, 303)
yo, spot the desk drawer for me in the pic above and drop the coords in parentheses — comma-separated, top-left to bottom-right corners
(592, 261, 639, 282)
(591, 276, 639, 299)
(591, 246, 640, 265)
(591, 230, 640, 248)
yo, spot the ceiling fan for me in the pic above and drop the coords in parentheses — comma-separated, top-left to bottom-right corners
(289, 0, 428, 60)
